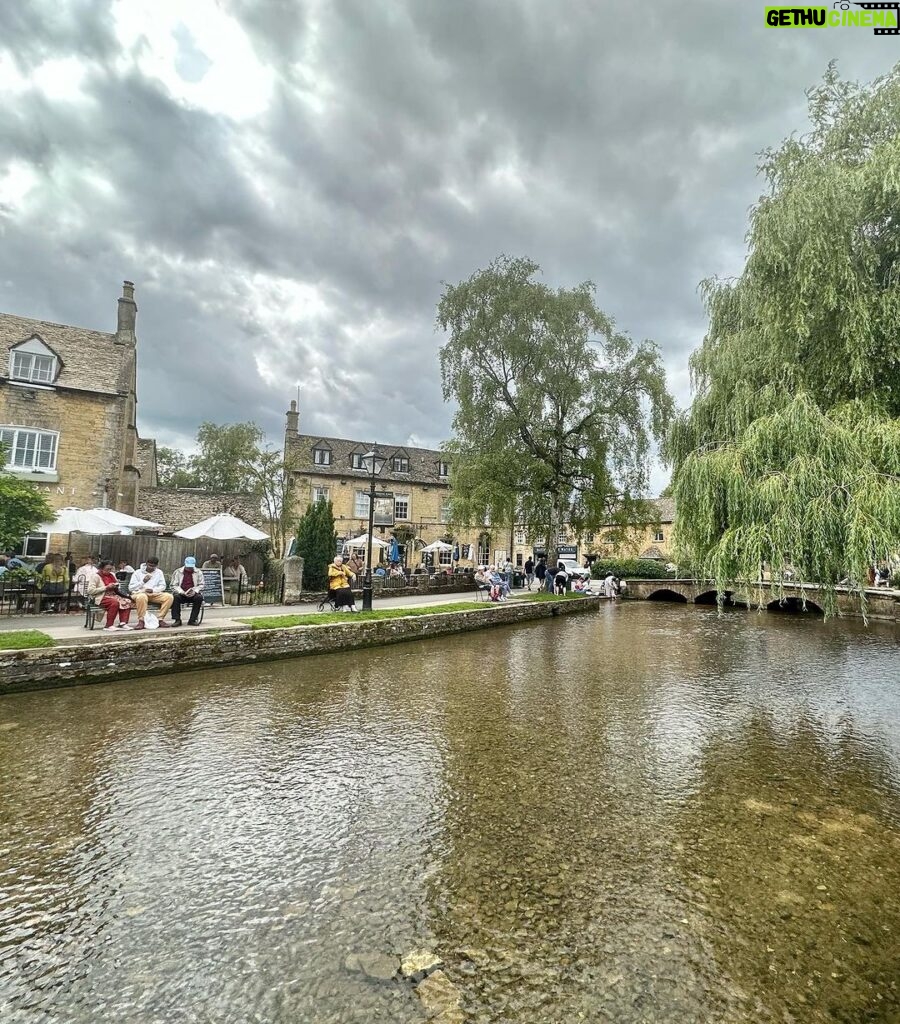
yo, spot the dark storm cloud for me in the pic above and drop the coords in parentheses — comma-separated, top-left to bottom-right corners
(0, 0, 895, 472)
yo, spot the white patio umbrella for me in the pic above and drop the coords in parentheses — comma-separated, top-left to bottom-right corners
(421, 540, 454, 553)
(343, 532, 389, 550)
(174, 513, 269, 541)
(36, 507, 127, 536)
(83, 508, 164, 531)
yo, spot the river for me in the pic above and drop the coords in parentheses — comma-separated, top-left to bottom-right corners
(1, 603, 898, 1023)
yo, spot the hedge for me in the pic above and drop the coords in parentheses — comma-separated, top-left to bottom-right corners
(590, 558, 671, 580)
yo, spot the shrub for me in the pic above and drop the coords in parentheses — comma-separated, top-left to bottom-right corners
(590, 558, 670, 580)
(295, 499, 336, 591)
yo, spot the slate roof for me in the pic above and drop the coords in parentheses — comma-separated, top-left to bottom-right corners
(639, 545, 666, 560)
(0, 312, 129, 396)
(287, 432, 450, 487)
(652, 497, 676, 523)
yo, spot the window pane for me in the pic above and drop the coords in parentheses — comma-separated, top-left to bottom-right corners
(11, 352, 32, 378)
(14, 431, 36, 467)
(394, 495, 409, 520)
(24, 533, 48, 557)
(33, 355, 54, 382)
(439, 549, 452, 565)
(0, 429, 14, 463)
(354, 491, 369, 517)
(440, 499, 451, 523)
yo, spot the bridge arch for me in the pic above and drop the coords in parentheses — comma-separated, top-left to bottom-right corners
(766, 596, 824, 616)
(646, 588, 689, 604)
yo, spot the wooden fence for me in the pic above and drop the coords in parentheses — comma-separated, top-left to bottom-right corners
(76, 535, 268, 581)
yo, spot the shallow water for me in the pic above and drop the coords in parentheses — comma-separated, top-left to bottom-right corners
(1, 603, 898, 1023)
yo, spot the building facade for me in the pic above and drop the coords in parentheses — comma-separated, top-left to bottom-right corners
(587, 497, 676, 562)
(0, 282, 156, 555)
(284, 402, 499, 566)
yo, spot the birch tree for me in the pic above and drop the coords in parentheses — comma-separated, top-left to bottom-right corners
(437, 256, 673, 569)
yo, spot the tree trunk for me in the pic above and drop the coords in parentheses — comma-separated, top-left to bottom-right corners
(547, 501, 561, 573)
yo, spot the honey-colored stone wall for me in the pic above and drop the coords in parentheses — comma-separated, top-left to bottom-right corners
(0, 385, 130, 517)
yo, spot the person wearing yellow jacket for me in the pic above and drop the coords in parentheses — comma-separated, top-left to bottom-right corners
(327, 555, 358, 612)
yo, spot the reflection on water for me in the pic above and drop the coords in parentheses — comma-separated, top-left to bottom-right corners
(0, 604, 898, 1023)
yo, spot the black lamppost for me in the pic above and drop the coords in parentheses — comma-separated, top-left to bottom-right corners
(361, 448, 386, 611)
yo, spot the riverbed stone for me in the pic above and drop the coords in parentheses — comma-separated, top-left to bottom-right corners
(400, 949, 443, 980)
(414, 970, 464, 1022)
(343, 952, 399, 981)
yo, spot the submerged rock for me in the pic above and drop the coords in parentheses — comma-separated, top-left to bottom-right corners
(400, 949, 443, 980)
(343, 951, 399, 981)
(415, 970, 464, 1023)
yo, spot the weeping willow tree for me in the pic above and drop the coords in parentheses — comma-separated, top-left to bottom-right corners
(667, 62, 900, 610)
(438, 256, 673, 570)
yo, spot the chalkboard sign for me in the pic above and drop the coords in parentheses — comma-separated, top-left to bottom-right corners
(201, 567, 223, 606)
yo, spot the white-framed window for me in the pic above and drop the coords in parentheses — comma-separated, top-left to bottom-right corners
(354, 491, 369, 517)
(586, 532, 595, 543)
(313, 486, 330, 504)
(438, 461, 450, 478)
(0, 427, 59, 471)
(440, 497, 451, 523)
(392, 456, 409, 473)
(22, 533, 48, 557)
(438, 549, 452, 566)
(11, 351, 55, 384)
(514, 530, 526, 545)
(9, 338, 58, 385)
(653, 530, 665, 543)
(313, 447, 331, 466)
(477, 539, 490, 565)
(351, 453, 366, 469)
(394, 494, 410, 520)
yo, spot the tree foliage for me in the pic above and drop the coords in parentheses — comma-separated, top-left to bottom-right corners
(667, 63, 900, 607)
(192, 422, 265, 492)
(156, 446, 199, 488)
(437, 256, 673, 568)
(0, 471, 54, 551)
(295, 497, 336, 590)
(156, 424, 297, 556)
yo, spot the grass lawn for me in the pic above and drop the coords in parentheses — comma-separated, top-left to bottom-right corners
(239, 593, 592, 630)
(0, 630, 55, 650)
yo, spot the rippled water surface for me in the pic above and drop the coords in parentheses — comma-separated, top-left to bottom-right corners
(1, 603, 899, 1023)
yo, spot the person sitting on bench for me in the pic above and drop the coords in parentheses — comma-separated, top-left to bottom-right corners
(128, 557, 173, 629)
(170, 556, 205, 626)
(89, 560, 134, 631)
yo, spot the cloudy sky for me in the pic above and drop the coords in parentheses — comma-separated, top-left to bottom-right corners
(0, 1, 894, 486)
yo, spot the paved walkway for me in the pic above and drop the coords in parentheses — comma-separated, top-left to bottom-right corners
(0, 591, 531, 646)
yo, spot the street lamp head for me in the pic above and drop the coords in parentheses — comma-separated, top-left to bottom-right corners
(361, 449, 386, 475)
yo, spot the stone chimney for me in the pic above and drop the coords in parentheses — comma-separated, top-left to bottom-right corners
(285, 398, 299, 437)
(115, 280, 137, 344)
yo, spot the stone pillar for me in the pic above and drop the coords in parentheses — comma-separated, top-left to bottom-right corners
(282, 556, 304, 604)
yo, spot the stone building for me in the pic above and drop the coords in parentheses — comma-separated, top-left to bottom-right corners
(587, 497, 676, 562)
(284, 401, 496, 566)
(0, 281, 156, 555)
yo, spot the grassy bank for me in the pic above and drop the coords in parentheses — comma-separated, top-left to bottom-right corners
(239, 592, 592, 630)
(0, 630, 55, 650)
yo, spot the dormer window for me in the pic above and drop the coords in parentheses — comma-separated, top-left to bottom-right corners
(438, 461, 450, 478)
(392, 456, 409, 473)
(313, 447, 332, 466)
(8, 337, 59, 385)
(350, 453, 366, 469)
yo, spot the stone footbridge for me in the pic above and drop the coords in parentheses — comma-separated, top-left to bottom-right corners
(623, 579, 900, 622)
